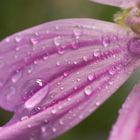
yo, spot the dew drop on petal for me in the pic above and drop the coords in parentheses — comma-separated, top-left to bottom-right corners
(95, 101, 100, 106)
(84, 86, 92, 96)
(73, 25, 82, 38)
(51, 109, 57, 114)
(56, 61, 61, 66)
(93, 49, 100, 57)
(54, 36, 61, 46)
(11, 70, 22, 83)
(30, 38, 38, 45)
(88, 74, 94, 81)
(27, 124, 32, 128)
(102, 37, 110, 47)
(108, 68, 116, 75)
(52, 127, 57, 133)
(41, 126, 46, 133)
(23, 79, 48, 110)
(6, 86, 16, 101)
(59, 119, 64, 125)
(15, 36, 21, 42)
(21, 115, 29, 121)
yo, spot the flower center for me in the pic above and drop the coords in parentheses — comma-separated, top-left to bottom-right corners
(114, 4, 140, 33)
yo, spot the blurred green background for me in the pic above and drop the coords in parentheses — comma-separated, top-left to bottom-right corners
(0, 0, 140, 140)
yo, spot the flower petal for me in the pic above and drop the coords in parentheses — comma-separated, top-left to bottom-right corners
(0, 19, 138, 140)
(91, 0, 138, 8)
(109, 81, 140, 140)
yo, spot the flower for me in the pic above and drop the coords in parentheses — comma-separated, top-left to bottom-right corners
(0, 0, 140, 140)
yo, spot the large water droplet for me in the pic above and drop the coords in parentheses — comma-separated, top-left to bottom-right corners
(23, 79, 48, 109)
(24, 85, 48, 110)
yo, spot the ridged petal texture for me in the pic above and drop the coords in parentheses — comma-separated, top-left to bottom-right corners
(91, 0, 139, 8)
(109, 81, 140, 140)
(0, 19, 138, 140)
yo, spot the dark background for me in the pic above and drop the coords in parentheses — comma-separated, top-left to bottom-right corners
(0, 0, 139, 140)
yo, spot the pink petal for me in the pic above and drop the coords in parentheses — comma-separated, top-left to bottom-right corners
(0, 19, 138, 140)
(91, 0, 139, 8)
(109, 81, 140, 140)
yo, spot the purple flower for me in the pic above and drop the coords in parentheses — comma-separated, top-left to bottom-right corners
(0, 0, 140, 139)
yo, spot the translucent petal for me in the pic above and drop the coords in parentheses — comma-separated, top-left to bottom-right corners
(109, 81, 140, 140)
(0, 19, 138, 140)
(91, 0, 139, 8)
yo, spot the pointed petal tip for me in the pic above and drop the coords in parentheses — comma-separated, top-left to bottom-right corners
(90, 0, 138, 8)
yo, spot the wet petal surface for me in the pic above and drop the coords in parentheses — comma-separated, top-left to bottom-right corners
(0, 19, 138, 140)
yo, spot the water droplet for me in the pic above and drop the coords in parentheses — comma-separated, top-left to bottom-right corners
(24, 84, 48, 110)
(44, 119, 48, 123)
(27, 66, 34, 74)
(95, 101, 100, 106)
(5, 37, 10, 43)
(73, 26, 82, 39)
(83, 56, 88, 61)
(109, 68, 116, 75)
(27, 124, 32, 128)
(102, 37, 110, 47)
(73, 61, 78, 65)
(21, 116, 29, 121)
(6, 86, 16, 100)
(52, 127, 57, 133)
(79, 115, 84, 119)
(93, 49, 100, 57)
(109, 80, 113, 85)
(23, 79, 47, 109)
(15, 47, 20, 51)
(54, 36, 61, 46)
(11, 70, 22, 83)
(51, 109, 57, 114)
(56, 61, 60, 66)
(58, 49, 64, 55)
(30, 38, 38, 45)
(41, 126, 46, 133)
(60, 86, 64, 90)
(84, 86, 92, 96)
(15, 36, 21, 42)
(33, 60, 38, 65)
(77, 78, 81, 82)
(59, 119, 64, 125)
(63, 72, 68, 77)
(43, 55, 48, 60)
(88, 74, 94, 81)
